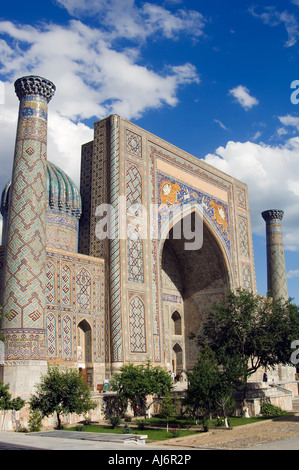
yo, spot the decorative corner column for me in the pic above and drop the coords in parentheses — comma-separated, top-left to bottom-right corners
(0, 76, 55, 397)
(261, 209, 288, 300)
(109, 115, 123, 369)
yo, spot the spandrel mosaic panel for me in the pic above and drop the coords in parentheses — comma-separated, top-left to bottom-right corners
(157, 172, 231, 257)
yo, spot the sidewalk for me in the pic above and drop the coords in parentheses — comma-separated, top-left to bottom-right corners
(0, 430, 188, 451)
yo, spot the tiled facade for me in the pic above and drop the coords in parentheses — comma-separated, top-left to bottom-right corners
(79, 114, 257, 373)
(5, 76, 293, 401)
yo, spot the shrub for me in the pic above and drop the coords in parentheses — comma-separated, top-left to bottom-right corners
(28, 409, 43, 432)
(260, 402, 287, 417)
(170, 427, 180, 438)
(17, 426, 29, 433)
(137, 420, 146, 430)
(122, 423, 132, 434)
(109, 415, 121, 428)
(74, 424, 85, 431)
(202, 416, 210, 432)
(216, 416, 225, 427)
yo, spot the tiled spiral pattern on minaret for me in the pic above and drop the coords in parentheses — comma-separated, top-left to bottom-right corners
(261, 209, 288, 300)
(109, 115, 123, 362)
(1, 76, 55, 360)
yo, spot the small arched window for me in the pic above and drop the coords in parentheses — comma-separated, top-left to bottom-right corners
(172, 310, 182, 335)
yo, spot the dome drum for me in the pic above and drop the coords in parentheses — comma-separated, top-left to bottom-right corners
(1, 161, 82, 253)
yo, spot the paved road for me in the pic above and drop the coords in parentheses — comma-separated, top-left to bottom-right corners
(248, 437, 299, 450)
(0, 430, 298, 451)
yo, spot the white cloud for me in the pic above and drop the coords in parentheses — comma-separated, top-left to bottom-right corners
(204, 137, 299, 250)
(47, 112, 93, 187)
(278, 114, 299, 130)
(229, 85, 259, 110)
(0, 18, 200, 192)
(56, 0, 206, 42)
(141, 3, 206, 40)
(0, 81, 19, 183)
(249, 6, 299, 47)
(0, 20, 200, 122)
(252, 131, 262, 141)
(214, 119, 229, 130)
(277, 127, 289, 137)
(0, 83, 93, 189)
(287, 269, 299, 278)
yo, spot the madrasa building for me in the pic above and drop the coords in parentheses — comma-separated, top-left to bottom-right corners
(0, 76, 295, 408)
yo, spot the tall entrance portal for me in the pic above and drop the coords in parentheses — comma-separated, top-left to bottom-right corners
(78, 113, 256, 375)
(161, 213, 230, 374)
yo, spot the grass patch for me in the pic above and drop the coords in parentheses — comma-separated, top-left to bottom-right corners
(133, 415, 267, 429)
(67, 415, 270, 441)
(67, 424, 196, 441)
(216, 416, 265, 427)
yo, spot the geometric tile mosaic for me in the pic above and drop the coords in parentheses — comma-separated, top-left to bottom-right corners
(61, 264, 71, 307)
(76, 268, 91, 310)
(127, 230, 144, 283)
(239, 216, 249, 258)
(129, 295, 146, 353)
(62, 315, 72, 358)
(126, 129, 142, 158)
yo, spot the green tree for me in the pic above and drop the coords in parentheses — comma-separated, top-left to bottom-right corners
(196, 289, 299, 381)
(160, 390, 177, 432)
(0, 382, 25, 429)
(110, 361, 172, 417)
(185, 346, 241, 425)
(185, 346, 221, 419)
(29, 366, 96, 429)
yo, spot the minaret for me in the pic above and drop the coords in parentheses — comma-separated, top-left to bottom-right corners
(261, 210, 296, 383)
(261, 209, 288, 300)
(1, 76, 55, 397)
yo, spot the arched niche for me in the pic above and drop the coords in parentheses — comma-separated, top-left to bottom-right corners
(161, 211, 230, 371)
(77, 319, 92, 364)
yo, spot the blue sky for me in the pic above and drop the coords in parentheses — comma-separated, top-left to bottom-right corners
(0, 0, 299, 303)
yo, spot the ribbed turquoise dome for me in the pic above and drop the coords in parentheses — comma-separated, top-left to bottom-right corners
(1, 161, 82, 219)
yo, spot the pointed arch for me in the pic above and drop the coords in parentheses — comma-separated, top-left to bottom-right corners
(161, 207, 231, 370)
(77, 319, 92, 363)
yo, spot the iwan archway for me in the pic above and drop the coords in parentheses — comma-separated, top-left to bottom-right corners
(161, 211, 231, 374)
